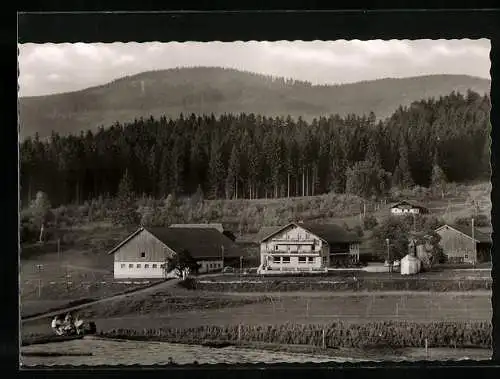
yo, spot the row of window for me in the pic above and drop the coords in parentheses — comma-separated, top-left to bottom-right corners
(206, 262, 222, 269)
(274, 245, 315, 251)
(275, 233, 312, 240)
(270, 256, 315, 264)
(120, 263, 165, 269)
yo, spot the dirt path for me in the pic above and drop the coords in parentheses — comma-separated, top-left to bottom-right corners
(21, 279, 181, 323)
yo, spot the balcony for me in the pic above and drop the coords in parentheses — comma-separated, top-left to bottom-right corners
(265, 251, 319, 256)
(271, 238, 316, 244)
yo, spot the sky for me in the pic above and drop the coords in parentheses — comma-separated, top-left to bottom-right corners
(18, 39, 491, 97)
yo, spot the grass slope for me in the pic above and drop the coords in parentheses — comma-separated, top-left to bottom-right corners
(19, 67, 490, 138)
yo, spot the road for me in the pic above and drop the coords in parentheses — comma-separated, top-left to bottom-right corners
(21, 278, 181, 323)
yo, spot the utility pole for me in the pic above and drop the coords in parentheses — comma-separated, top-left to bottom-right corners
(221, 245, 225, 272)
(471, 217, 476, 266)
(386, 238, 391, 272)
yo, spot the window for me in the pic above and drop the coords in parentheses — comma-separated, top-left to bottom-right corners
(464, 254, 469, 259)
(308, 257, 314, 263)
(298, 257, 306, 264)
(322, 257, 327, 265)
(311, 245, 315, 251)
(152, 264, 158, 269)
(136, 264, 141, 268)
(160, 264, 165, 269)
(282, 257, 290, 264)
(275, 245, 279, 251)
(141, 252, 146, 258)
(129, 264, 133, 268)
(121, 264, 125, 269)
(144, 264, 149, 269)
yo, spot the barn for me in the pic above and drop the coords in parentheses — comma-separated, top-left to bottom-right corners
(107, 226, 241, 279)
(434, 224, 492, 264)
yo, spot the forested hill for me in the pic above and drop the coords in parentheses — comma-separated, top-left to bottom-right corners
(19, 67, 490, 138)
(20, 90, 490, 206)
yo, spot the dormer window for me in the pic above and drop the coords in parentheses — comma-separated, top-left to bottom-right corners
(141, 252, 146, 258)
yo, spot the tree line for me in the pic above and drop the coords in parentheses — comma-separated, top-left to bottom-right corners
(20, 90, 491, 206)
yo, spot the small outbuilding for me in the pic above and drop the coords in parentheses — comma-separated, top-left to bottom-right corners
(400, 254, 421, 275)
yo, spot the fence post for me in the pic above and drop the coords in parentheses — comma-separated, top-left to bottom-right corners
(425, 338, 429, 359)
(38, 279, 42, 298)
(322, 328, 326, 349)
(238, 324, 241, 343)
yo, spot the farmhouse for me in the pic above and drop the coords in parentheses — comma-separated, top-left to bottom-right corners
(258, 222, 361, 274)
(390, 201, 429, 216)
(108, 226, 241, 279)
(434, 224, 492, 264)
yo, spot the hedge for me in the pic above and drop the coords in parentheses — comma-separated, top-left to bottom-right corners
(101, 320, 492, 349)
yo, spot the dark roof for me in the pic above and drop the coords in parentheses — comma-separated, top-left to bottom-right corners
(300, 223, 361, 244)
(390, 200, 429, 211)
(169, 223, 224, 233)
(256, 226, 284, 242)
(109, 227, 242, 259)
(436, 224, 492, 244)
(260, 222, 361, 244)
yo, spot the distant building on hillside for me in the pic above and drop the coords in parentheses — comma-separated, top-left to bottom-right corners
(108, 226, 241, 279)
(390, 201, 429, 216)
(434, 224, 492, 264)
(257, 222, 361, 274)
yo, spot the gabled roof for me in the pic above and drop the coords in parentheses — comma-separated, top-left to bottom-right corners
(259, 222, 361, 244)
(169, 223, 224, 233)
(435, 224, 492, 244)
(108, 226, 242, 259)
(256, 226, 284, 242)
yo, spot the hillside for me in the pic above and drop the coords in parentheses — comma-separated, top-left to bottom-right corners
(19, 67, 491, 138)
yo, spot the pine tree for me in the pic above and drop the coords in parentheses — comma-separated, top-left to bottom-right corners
(396, 136, 414, 189)
(225, 145, 240, 199)
(112, 169, 139, 226)
(431, 163, 448, 199)
(208, 138, 225, 199)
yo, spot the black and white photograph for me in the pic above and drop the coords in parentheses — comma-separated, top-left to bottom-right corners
(18, 38, 492, 365)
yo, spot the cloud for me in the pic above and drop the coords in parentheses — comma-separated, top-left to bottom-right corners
(18, 39, 490, 97)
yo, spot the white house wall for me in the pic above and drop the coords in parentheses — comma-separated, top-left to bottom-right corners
(259, 224, 328, 272)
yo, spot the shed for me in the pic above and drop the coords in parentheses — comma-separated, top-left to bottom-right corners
(400, 254, 421, 275)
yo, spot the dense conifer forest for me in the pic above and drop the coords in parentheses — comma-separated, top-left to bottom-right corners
(20, 89, 491, 207)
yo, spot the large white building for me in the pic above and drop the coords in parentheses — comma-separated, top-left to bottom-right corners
(107, 226, 241, 279)
(257, 222, 361, 274)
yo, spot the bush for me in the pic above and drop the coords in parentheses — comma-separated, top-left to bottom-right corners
(194, 277, 492, 292)
(363, 215, 378, 230)
(101, 320, 492, 349)
(178, 277, 197, 290)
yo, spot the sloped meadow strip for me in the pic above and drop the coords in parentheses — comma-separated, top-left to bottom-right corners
(193, 278, 492, 292)
(101, 320, 492, 349)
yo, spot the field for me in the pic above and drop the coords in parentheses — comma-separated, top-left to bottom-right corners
(20, 247, 159, 318)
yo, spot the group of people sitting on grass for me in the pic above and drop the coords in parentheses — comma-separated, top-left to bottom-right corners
(51, 312, 84, 336)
